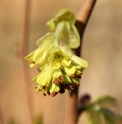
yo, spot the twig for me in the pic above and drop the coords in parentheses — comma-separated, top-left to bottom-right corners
(75, 0, 97, 56)
(64, 0, 97, 124)
(0, 104, 4, 124)
(19, 0, 34, 123)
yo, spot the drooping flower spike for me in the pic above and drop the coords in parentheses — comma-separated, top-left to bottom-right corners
(24, 9, 88, 97)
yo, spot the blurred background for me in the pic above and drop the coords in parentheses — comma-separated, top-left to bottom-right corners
(0, 0, 122, 124)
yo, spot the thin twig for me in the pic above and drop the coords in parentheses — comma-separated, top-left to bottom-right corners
(0, 104, 4, 124)
(75, 0, 97, 56)
(19, 0, 34, 123)
(64, 0, 97, 124)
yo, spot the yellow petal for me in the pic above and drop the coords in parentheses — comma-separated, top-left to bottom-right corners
(49, 83, 60, 93)
(60, 45, 73, 57)
(62, 58, 71, 66)
(59, 22, 80, 48)
(55, 9, 76, 24)
(36, 33, 55, 47)
(64, 65, 76, 75)
(46, 19, 57, 32)
(72, 55, 88, 68)
(53, 70, 62, 78)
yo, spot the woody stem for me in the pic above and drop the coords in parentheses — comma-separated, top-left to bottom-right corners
(64, 0, 97, 124)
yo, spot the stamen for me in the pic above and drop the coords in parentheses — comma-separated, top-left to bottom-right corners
(59, 88, 65, 94)
(37, 68, 41, 72)
(60, 75, 64, 80)
(69, 84, 73, 89)
(42, 86, 45, 89)
(53, 79, 58, 84)
(35, 85, 42, 92)
(77, 71, 82, 75)
(29, 59, 32, 62)
(71, 74, 76, 78)
(77, 75, 81, 79)
(76, 83, 80, 86)
(47, 92, 50, 95)
(39, 89, 41, 91)
(51, 92, 56, 97)
(43, 93, 46, 96)
(29, 59, 35, 64)
(59, 79, 63, 83)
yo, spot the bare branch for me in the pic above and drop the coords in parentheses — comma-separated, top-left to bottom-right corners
(64, 1, 97, 124)
(19, 0, 34, 123)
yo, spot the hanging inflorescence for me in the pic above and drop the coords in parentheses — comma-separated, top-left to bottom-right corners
(24, 9, 88, 97)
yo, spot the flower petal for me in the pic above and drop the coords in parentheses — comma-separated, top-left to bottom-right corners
(59, 22, 80, 48)
(62, 58, 71, 66)
(54, 21, 65, 38)
(50, 83, 60, 93)
(72, 55, 88, 68)
(60, 45, 73, 57)
(55, 9, 76, 24)
(46, 19, 57, 32)
(53, 70, 62, 78)
(64, 65, 76, 75)
(25, 39, 54, 68)
(36, 32, 55, 47)
(64, 74, 72, 84)
(46, 9, 76, 32)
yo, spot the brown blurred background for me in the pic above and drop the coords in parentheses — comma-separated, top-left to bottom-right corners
(0, 0, 122, 124)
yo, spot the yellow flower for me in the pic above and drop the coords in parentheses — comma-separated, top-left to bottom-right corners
(46, 9, 80, 49)
(46, 46, 88, 94)
(49, 45, 88, 72)
(46, 9, 75, 31)
(24, 33, 57, 69)
(30, 46, 88, 97)
(24, 9, 89, 97)
(31, 64, 62, 97)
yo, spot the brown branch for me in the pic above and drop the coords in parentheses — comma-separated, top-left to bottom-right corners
(75, 0, 97, 56)
(64, 0, 97, 124)
(19, 0, 34, 123)
(0, 104, 4, 124)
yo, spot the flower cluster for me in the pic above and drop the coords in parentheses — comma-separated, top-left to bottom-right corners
(24, 9, 88, 97)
